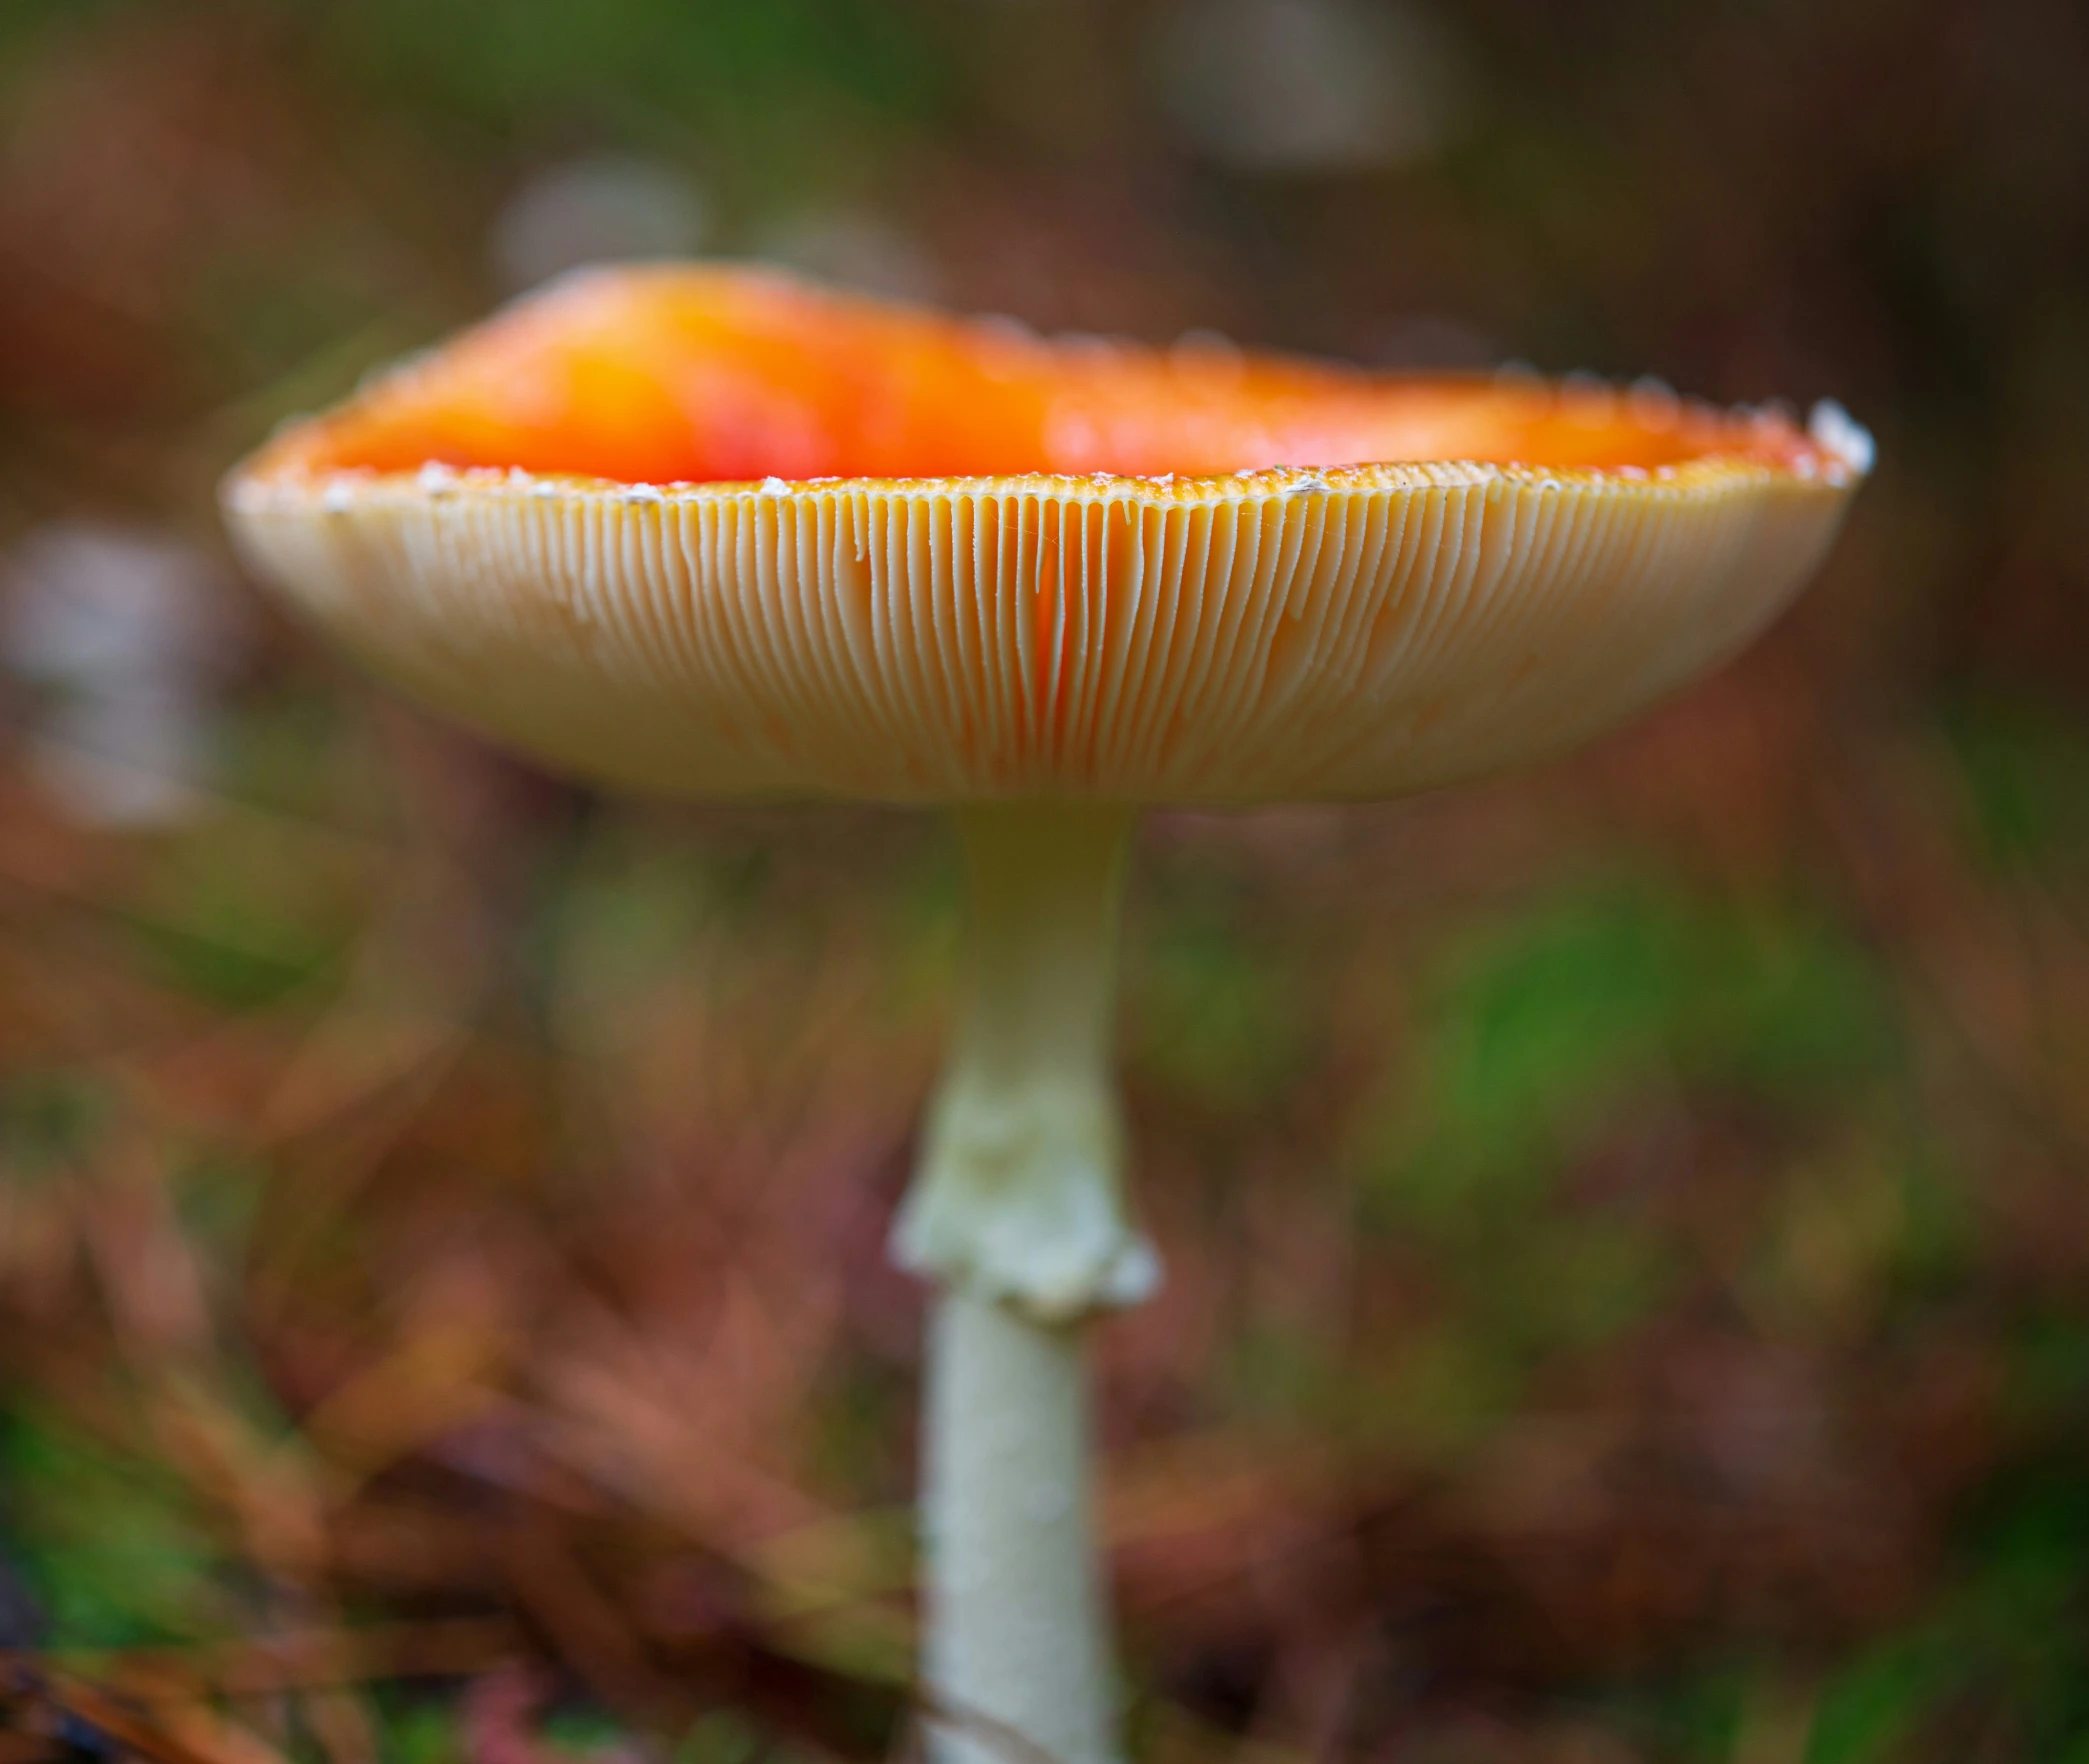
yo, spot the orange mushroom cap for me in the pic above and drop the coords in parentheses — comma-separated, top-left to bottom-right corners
(223, 263, 1869, 803)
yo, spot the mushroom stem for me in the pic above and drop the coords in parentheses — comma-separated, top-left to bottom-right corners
(894, 801, 1156, 1319)
(923, 1287, 1115, 1764)
(897, 801, 1151, 1764)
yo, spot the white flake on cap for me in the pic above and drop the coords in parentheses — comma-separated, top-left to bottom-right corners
(1808, 400, 1876, 476)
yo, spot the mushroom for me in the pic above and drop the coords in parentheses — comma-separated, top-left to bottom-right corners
(222, 264, 1870, 1764)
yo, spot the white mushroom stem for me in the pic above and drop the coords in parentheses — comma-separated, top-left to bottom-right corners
(924, 1290, 1114, 1764)
(895, 801, 1152, 1764)
(895, 802, 1155, 1317)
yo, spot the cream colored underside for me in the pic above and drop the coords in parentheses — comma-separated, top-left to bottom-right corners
(224, 464, 1851, 803)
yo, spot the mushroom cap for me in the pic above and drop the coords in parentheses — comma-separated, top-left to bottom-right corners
(223, 264, 1869, 804)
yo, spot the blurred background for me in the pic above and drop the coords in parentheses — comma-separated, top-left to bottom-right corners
(1, 1, 2086, 1759)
